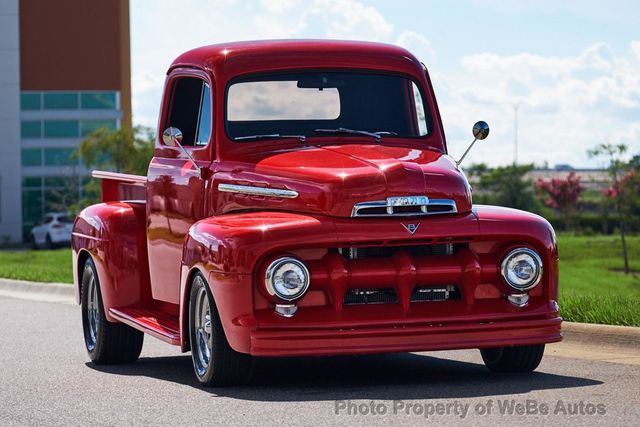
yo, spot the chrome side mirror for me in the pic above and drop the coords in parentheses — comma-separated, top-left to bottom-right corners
(472, 121, 490, 140)
(456, 121, 490, 167)
(162, 127, 202, 176)
(162, 126, 183, 147)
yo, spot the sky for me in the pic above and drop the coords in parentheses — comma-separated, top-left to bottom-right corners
(130, 0, 640, 168)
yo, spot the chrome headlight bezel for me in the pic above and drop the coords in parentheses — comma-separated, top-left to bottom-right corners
(264, 256, 310, 301)
(500, 248, 543, 291)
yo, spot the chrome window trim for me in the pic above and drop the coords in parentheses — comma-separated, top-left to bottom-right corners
(351, 197, 457, 217)
(218, 183, 299, 199)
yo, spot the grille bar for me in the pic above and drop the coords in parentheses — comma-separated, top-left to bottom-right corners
(338, 244, 454, 259)
(306, 247, 481, 311)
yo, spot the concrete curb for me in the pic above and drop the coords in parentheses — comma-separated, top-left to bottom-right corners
(562, 321, 640, 350)
(0, 278, 74, 303)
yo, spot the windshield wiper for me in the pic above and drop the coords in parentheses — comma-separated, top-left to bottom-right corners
(234, 134, 306, 142)
(314, 128, 396, 142)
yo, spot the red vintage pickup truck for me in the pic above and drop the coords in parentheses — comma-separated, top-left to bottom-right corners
(72, 40, 561, 386)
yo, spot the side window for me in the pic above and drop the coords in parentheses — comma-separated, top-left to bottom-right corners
(412, 82, 428, 136)
(167, 77, 212, 146)
(43, 215, 53, 224)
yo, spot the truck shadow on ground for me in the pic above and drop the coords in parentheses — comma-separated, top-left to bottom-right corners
(87, 351, 602, 402)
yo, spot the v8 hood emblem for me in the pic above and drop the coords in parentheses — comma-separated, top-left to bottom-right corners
(402, 223, 420, 235)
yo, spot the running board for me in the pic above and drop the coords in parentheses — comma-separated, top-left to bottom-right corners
(109, 307, 181, 345)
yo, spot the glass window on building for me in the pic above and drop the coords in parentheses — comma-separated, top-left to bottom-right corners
(21, 121, 42, 138)
(80, 120, 117, 136)
(81, 92, 117, 109)
(22, 176, 43, 188)
(21, 148, 42, 167)
(44, 120, 79, 138)
(22, 190, 43, 238)
(44, 148, 76, 166)
(44, 177, 68, 187)
(43, 92, 78, 109)
(21, 93, 41, 110)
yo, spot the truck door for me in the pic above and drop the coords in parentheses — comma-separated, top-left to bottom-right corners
(146, 71, 213, 304)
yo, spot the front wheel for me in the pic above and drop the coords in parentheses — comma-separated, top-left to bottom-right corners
(81, 257, 144, 364)
(189, 273, 252, 386)
(480, 344, 545, 373)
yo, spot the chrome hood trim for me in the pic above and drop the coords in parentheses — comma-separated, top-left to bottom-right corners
(218, 183, 299, 199)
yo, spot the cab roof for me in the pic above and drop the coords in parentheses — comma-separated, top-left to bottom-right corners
(169, 39, 424, 79)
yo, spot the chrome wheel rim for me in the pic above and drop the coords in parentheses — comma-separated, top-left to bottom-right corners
(193, 280, 212, 376)
(86, 273, 99, 351)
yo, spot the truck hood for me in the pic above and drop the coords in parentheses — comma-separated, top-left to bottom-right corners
(214, 144, 472, 218)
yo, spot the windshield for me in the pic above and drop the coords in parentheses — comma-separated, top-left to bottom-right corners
(226, 72, 431, 142)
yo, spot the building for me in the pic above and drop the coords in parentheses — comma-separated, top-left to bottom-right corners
(0, 0, 130, 243)
(526, 167, 610, 192)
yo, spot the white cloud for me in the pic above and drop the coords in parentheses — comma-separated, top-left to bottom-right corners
(130, 1, 639, 167)
(131, 0, 395, 127)
(395, 31, 436, 65)
(439, 42, 640, 167)
(251, 0, 393, 40)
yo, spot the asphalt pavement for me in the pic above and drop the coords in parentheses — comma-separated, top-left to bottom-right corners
(0, 294, 638, 426)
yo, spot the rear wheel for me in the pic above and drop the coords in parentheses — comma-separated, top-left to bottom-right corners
(480, 344, 545, 373)
(81, 257, 144, 364)
(189, 273, 252, 386)
(30, 235, 38, 250)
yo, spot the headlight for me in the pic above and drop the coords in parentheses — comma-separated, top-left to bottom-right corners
(500, 248, 543, 291)
(264, 257, 310, 301)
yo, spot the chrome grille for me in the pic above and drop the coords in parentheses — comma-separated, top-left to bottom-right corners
(352, 196, 457, 217)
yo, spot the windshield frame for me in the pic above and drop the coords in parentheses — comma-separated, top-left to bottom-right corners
(223, 69, 434, 144)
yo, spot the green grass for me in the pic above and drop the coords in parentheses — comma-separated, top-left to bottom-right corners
(557, 234, 640, 326)
(0, 234, 638, 326)
(0, 248, 73, 283)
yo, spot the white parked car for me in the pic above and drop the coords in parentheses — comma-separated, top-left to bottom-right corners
(30, 212, 73, 249)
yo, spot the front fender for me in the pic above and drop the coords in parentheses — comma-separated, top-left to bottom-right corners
(178, 212, 336, 352)
(473, 205, 559, 299)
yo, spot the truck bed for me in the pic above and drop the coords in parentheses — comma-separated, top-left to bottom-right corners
(93, 170, 146, 203)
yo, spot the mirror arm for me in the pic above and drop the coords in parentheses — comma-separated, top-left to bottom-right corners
(174, 143, 203, 177)
(456, 138, 478, 167)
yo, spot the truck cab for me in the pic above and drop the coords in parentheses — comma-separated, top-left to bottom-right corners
(72, 40, 561, 386)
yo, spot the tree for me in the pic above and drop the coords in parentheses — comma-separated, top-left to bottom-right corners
(76, 125, 154, 175)
(471, 163, 541, 212)
(47, 168, 83, 213)
(73, 126, 155, 210)
(588, 143, 632, 274)
(535, 171, 584, 230)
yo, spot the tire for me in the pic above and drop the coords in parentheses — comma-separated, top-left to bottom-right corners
(480, 344, 545, 373)
(30, 235, 38, 250)
(81, 257, 144, 364)
(189, 273, 252, 386)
